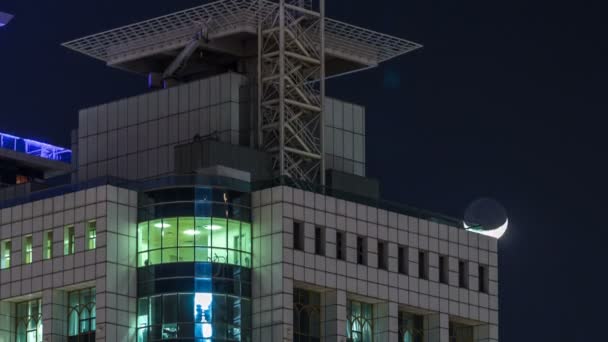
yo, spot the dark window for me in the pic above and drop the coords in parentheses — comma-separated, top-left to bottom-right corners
(377, 241, 387, 270)
(479, 265, 488, 293)
(293, 288, 321, 342)
(399, 311, 424, 342)
(293, 221, 303, 251)
(314, 227, 325, 256)
(449, 322, 474, 342)
(459, 261, 468, 288)
(336, 231, 345, 260)
(398, 246, 408, 274)
(357, 236, 367, 265)
(418, 251, 428, 280)
(439, 256, 448, 284)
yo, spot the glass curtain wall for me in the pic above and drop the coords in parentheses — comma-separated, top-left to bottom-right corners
(137, 293, 251, 341)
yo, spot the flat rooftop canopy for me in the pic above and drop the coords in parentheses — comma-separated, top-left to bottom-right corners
(62, 0, 421, 77)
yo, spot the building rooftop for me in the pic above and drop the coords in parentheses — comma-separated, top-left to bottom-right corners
(62, 0, 421, 77)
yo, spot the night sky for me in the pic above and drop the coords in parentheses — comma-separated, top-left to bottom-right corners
(2, 1, 607, 340)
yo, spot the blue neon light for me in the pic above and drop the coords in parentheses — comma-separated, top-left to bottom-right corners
(0, 132, 72, 163)
(0, 12, 14, 27)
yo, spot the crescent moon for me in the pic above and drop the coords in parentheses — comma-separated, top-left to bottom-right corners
(464, 219, 508, 239)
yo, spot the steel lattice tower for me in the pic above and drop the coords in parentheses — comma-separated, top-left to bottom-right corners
(258, 0, 325, 185)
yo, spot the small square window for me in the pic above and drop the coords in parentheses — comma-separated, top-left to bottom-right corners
(357, 236, 367, 265)
(479, 265, 489, 293)
(459, 261, 469, 288)
(43, 231, 53, 259)
(418, 251, 428, 280)
(64, 226, 75, 255)
(1, 240, 11, 269)
(439, 255, 448, 284)
(336, 231, 346, 261)
(23, 235, 33, 264)
(314, 227, 325, 256)
(87, 221, 97, 250)
(377, 241, 387, 270)
(293, 221, 304, 251)
(398, 246, 408, 275)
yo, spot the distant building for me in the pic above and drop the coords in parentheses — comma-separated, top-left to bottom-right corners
(0, 1, 498, 342)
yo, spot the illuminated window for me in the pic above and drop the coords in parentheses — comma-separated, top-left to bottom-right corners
(137, 293, 251, 341)
(1, 239, 11, 269)
(294, 288, 321, 342)
(16, 299, 43, 342)
(68, 288, 96, 341)
(347, 300, 373, 342)
(137, 217, 252, 268)
(15, 174, 28, 185)
(86, 221, 97, 250)
(399, 311, 423, 342)
(43, 231, 53, 259)
(64, 226, 75, 255)
(23, 235, 33, 264)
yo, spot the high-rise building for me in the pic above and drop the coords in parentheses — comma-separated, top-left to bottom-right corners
(0, 1, 499, 341)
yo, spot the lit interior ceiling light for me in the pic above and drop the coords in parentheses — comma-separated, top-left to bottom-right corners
(204, 224, 223, 231)
(0, 12, 14, 27)
(154, 222, 171, 229)
(183, 229, 201, 236)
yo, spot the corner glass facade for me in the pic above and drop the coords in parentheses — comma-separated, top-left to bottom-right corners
(137, 187, 252, 342)
(137, 217, 251, 268)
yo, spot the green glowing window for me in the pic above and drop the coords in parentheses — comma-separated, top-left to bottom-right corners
(43, 231, 53, 260)
(23, 235, 33, 264)
(137, 217, 252, 268)
(1, 239, 11, 269)
(64, 226, 75, 256)
(87, 221, 97, 250)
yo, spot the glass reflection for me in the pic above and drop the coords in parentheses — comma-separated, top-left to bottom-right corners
(137, 292, 250, 341)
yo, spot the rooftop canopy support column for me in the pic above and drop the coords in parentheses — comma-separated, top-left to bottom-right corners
(258, 0, 326, 187)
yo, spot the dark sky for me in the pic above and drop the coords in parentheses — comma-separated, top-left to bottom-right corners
(2, 0, 607, 340)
